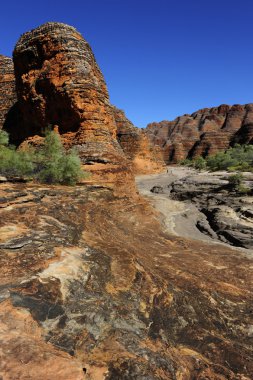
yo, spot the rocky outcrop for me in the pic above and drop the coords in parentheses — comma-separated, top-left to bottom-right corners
(0, 23, 164, 184)
(170, 172, 253, 249)
(0, 55, 18, 132)
(147, 104, 253, 163)
(0, 182, 253, 379)
(12, 22, 125, 165)
(114, 107, 165, 173)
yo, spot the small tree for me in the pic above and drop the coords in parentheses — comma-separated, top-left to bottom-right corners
(180, 158, 192, 166)
(228, 173, 243, 190)
(36, 130, 84, 185)
(0, 129, 85, 185)
(0, 130, 9, 146)
(0, 130, 35, 178)
(59, 149, 84, 185)
(193, 156, 207, 170)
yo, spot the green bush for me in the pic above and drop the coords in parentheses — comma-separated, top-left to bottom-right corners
(180, 144, 253, 173)
(36, 130, 85, 185)
(206, 145, 253, 172)
(237, 184, 251, 194)
(193, 156, 207, 170)
(0, 130, 35, 177)
(0, 129, 86, 185)
(180, 156, 206, 170)
(0, 130, 9, 146)
(179, 158, 192, 166)
(228, 173, 243, 190)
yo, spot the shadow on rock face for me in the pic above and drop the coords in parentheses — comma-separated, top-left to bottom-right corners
(13, 22, 124, 163)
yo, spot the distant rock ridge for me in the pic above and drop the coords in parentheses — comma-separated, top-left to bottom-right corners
(146, 104, 253, 163)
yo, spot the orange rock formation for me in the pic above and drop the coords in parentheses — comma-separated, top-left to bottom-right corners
(0, 183, 252, 379)
(147, 104, 253, 163)
(0, 55, 17, 133)
(114, 107, 165, 173)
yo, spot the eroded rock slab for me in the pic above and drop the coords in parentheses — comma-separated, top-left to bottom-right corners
(170, 172, 253, 248)
(0, 182, 253, 379)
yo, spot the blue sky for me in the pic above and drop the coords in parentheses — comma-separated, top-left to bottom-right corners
(1, 0, 253, 127)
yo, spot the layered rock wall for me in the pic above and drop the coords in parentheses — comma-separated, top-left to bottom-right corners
(147, 104, 253, 163)
(114, 107, 165, 173)
(1, 182, 253, 379)
(13, 22, 124, 164)
(0, 22, 164, 179)
(0, 55, 17, 131)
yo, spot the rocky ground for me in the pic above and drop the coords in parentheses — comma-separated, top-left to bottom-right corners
(0, 180, 253, 379)
(136, 167, 253, 252)
(1, 21, 253, 379)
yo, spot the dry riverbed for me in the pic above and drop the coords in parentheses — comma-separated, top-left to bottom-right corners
(136, 166, 253, 254)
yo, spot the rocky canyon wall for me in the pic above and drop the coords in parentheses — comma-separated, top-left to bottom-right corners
(0, 55, 17, 133)
(0, 23, 164, 182)
(12, 22, 125, 165)
(113, 107, 165, 173)
(146, 104, 253, 163)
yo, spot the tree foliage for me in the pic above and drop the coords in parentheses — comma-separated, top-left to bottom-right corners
(180, 144, 253, 172)
(0, 129, 86, 185)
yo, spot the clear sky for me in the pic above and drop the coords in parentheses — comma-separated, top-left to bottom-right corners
(1, 0, 253, 127)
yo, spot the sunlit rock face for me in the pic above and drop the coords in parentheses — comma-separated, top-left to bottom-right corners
(113, 106, 165, 173)
(13, 22, 125, 163)
(0, 55, 18, 134)
(0, 182, 253, 379)
(147, 104, 253, 163)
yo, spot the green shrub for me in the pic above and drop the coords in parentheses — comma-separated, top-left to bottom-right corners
(0, 130, 9, 146)
(228, 173, 251, 194)
(206, 145, 253, 172)
(0, 129, 86, 185)
(59, 149, 84, 185)
(237, 184, 251, 194)
(35, 130, 86, 185)
(0, 130, 35, 178)
(193, 156, 207, 170)
(180, 158, 192, 166)
(181, 156, 207, 170)
(228, 173, 243, 191)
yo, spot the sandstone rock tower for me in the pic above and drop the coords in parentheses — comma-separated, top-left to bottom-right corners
(13, 22, 125, 163)
(0, 55, 17, 131)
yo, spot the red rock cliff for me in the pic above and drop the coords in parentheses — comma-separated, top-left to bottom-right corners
(146, 104, 253, 163)
(13, 22, 125, 165)
(0, 22, 164, 184)
(113, 107, 165, 173)
(0, 55, 18, 133)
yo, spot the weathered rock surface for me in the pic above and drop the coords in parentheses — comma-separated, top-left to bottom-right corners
(1, 22, 253, 380)
(0, 182, 253, 379)
(146, 104, 253, 163)
(0, 23, 164, 182)
(12, 22, 125, 166)
(114, 107, 165, 173)
(170, 172, 253, 249)
(0, 55, 18, 132)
